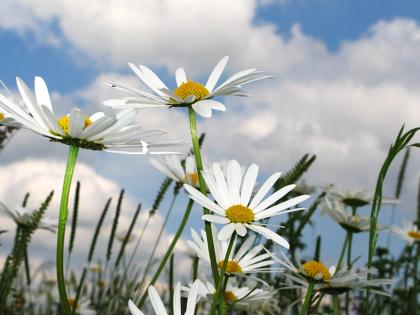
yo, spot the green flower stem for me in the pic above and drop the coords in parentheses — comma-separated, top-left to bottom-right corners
(336, 234, 349, 272)
(299, 281, 315, 315)
(136, 199, 194, 307)
(57, 145, 79, 315)
(210, 233, 236, 315)
(188, 107, 219, 284)
(332, 296, 340, 315)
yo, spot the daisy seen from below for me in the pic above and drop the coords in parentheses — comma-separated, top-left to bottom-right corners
(0, 77, 185, 154)
(104, 56, 271, 118)
(326, 184, 399, 208)
(391, 220, 420, 244)
(150, 155, 201, 187)
(183, 160, 311, 249)
(187, 225, 281, 276)
(184, 280, 277, 310)
(276, 252, 393, 296)
(322, 198, 387, 233)
(0, 202, 57, 233)
(128, 280, 202, 315)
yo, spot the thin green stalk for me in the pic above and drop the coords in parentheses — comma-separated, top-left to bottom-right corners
(210, 233, 236, 315)
(366, 126, 420, 311)
(336, 234, 349, 272)
(169, 254, 174, 315)
(300, 281, 315, 315)
(332, 296, 340, 315)
(136, 199, 194, 307)
(192, 255, 199, 281)
(56, 145, 79, 315)
(138, 193, 178, 289)
(188, 107, 219, 284)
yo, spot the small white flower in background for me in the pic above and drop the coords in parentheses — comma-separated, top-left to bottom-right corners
(116, 230, 136, 243)
(0, 80, 25, 128)
(326, 184, 399, 208)
(150, 155, 201, 187)
(67, 298, 95, 315)
(391, 220, 420, 244)
(104, 56, 271, 118)
(187, 225, 281, 277)
(0, 202, 57, 232)
(184, 280, 277, 309)
(322, 198, 387, 233)
(0, 77, 186, 154)
(183, 160, 310, 249)
(293, 179, 316, 195)
(276, 252, 393, 296)
(128, 280, 202, 315)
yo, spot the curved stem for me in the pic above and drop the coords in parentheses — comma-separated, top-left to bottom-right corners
(300, 282, 315, 315)
(188, 107, 219, 284)
(57, 145, 79, 315)
(136, 198, 194, 307)
(210, 233, 236, 315)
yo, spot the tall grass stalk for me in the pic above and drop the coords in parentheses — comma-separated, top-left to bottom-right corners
(66, 181, 80, 277)
(365, 125, 419, 311)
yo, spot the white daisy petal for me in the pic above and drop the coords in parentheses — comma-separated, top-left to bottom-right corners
(218, 223, 236, 240)
(247, 224, 290, 249)
(205, 56, 229, 92)
(175, 67, 187, 86)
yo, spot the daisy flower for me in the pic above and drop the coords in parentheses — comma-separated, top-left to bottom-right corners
(391, 220, 420, 244)
(183, 160, 310, 249)
(276, 252, 393, 296)
(187, 226, 280, 276)
(67, 298, 95, 315)
(327, 184, 399, 208)
(322, 198, 387, 233)
(0, 77, 185, 154)
(0, 202, 57, 232)
(128, 280, 202, 315)
(150, 155, 200, 187)
(104, 56, 271, 118)
(187, 280, 276, 309)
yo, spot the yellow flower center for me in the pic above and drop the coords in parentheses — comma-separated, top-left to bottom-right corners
(0, 113, 4, 120)
(67, 298, 79, 309)
(302, 260, 331, 280)
(225, 204, 254, 223)
(184, 172, 199, 185)
(408, 230, 420, 239)
(217, 260, 243, 273)
(57, 115, 92, 135)
(223, 291, 238, 303)
(173, 81, 209, 101)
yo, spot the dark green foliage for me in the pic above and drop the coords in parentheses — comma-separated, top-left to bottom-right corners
(107, 190, 124, 261)
(0, 191, 54, 312)
(274, 153, 316, 190)
(68, 181, 80, 254)
(150, 178, 172, 216)
(395, 148, 410, 199)
(114, 203, 142, 267)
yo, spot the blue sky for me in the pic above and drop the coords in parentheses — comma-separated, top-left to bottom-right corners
(0, 0, 419, 272)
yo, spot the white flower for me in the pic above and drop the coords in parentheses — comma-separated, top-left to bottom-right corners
(391, 220, 420, 244)
(68, 298, 95, 315)
(183, 160, 310, 249)
(187, 226, 280, 276)
(0, 202, 57, 232)
(104, 56, 271, 118)
(128, 280, 202, 315)
(294, 179, 316, 195)
(187, 280, 276, 308)
(0, 77, 185, 154)
(322, 198, 387, 233)
(150, 155, 200, 187)
(276, 253, 393, 296)
(326, 184, 399, 208)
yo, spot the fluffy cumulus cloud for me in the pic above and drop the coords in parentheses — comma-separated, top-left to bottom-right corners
(0, 159, 190, 278)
